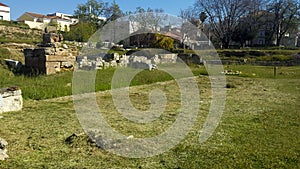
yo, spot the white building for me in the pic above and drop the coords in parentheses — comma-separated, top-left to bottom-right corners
(17, 12, 78, 32)
(0, 2, 10, 21)
(47, 12, 78, 24)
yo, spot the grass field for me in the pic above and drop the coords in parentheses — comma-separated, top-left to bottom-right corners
(0, 65, 299, 168)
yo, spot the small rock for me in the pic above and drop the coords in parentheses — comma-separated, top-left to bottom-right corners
(62, 44, 68, 49)
(0, 138, 8, 149)
(126, 135, 134, 139)
(0, 149, 9, 161)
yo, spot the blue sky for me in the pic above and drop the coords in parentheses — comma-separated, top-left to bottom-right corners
(4, 0, 195, 20)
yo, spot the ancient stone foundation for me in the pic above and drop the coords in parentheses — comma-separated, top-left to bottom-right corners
(24, 32, 76, 75)
(0, 87, 23, 113)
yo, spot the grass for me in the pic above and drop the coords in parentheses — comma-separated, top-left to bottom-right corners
(1, 64, 300, 100)
(0, 65, 201, 100)
(0, 20, 30, 29)
(0, 69, 299, 168)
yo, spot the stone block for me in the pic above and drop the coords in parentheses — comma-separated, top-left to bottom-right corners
(0, 87, 23, 113)
(45, 62, 61, 75)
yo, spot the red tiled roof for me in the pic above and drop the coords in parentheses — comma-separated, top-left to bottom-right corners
(26, 12, 45, 18)
(0, 2, 9, 7)
(25, 12, 71, 21)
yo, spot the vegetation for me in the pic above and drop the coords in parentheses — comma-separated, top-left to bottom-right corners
(63, 0, 123, 42)
(153, 33, 174, 51)
(181, 0, 300, 48)
(0, 20, 30, 29)
(0, 66, 299, 168)
(62, 22, 97, 42)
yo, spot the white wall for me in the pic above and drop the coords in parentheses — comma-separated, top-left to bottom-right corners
(24, 21, 47, 30)
(0, 5, 10, 21)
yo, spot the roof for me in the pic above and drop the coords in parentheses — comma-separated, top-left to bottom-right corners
(25, 12, 72, 21)
(0, 2, 9, 7)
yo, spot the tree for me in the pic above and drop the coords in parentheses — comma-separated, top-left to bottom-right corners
(63, 22, 97, 42)
(180, 8, 207, 29)
(231, 18, 258, 47)
(74, 0, 109, 25)
(193, 0, 263, 48)
(104, 0, 123, 23)
(267, 0, 300, 46)
(129, 7, 166, 31)
(153, 33, 174, 50)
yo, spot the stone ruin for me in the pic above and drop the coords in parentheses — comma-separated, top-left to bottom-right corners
(77, 52, 178, 70)
(0, 86, 23, 113)
(24, 27, 76, 75)
(0, 138, 8, 161)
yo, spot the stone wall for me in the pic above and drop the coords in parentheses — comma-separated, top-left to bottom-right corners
(0, 87, 23, 113)
(24, 33, 77, 75)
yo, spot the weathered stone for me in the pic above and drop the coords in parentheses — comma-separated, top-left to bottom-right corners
(24, 47, 76, 75)
(0, 138, 8, 161)
(0, 138, 8, 149)
(45, 25, 57, 34)
(0, 149, 9, 161)
(0, 87, 23, 113)
(42, 33, 63, 44)
(62, 44, 68, 49)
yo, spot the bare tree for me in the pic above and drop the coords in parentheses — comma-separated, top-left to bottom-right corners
(267, 0, 300, 46)
(128, 7, 166, 31)
(194, 0, 263, 48)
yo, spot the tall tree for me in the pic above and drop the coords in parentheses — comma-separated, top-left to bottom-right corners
(63, 22, 97, 42)
(74, 0, 109, 25)
(104, 0, 123, 23)
(267, 0, 300, 46)
(129, 7, 166, 31)
(194, 0, 263, 48)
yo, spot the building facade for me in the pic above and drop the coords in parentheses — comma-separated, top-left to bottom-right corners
(17, 12, 78, 32)
(0, 2, 10, 21)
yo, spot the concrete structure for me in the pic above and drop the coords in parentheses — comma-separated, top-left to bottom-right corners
(0, 87, 23, 113)
(0, 2, 10, 21)
(17, 12, 78, 32)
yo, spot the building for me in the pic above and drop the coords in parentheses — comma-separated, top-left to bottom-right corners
(0, 2, 10, 21)
(17, 12, 78, 32)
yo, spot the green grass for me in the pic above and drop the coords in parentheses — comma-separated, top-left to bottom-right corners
(0, 73, 299, 168)
(1, 65, 299, 100)
(223, 65, 300, 79)
(0, 20, 30, 29)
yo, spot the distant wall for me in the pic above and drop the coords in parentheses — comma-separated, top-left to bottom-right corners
(23, 20, 47, 30)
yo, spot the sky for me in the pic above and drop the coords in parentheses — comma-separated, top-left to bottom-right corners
(3, 0, 195, 21)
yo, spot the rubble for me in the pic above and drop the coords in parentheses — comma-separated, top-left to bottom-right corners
(77, 53, 177, 71)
